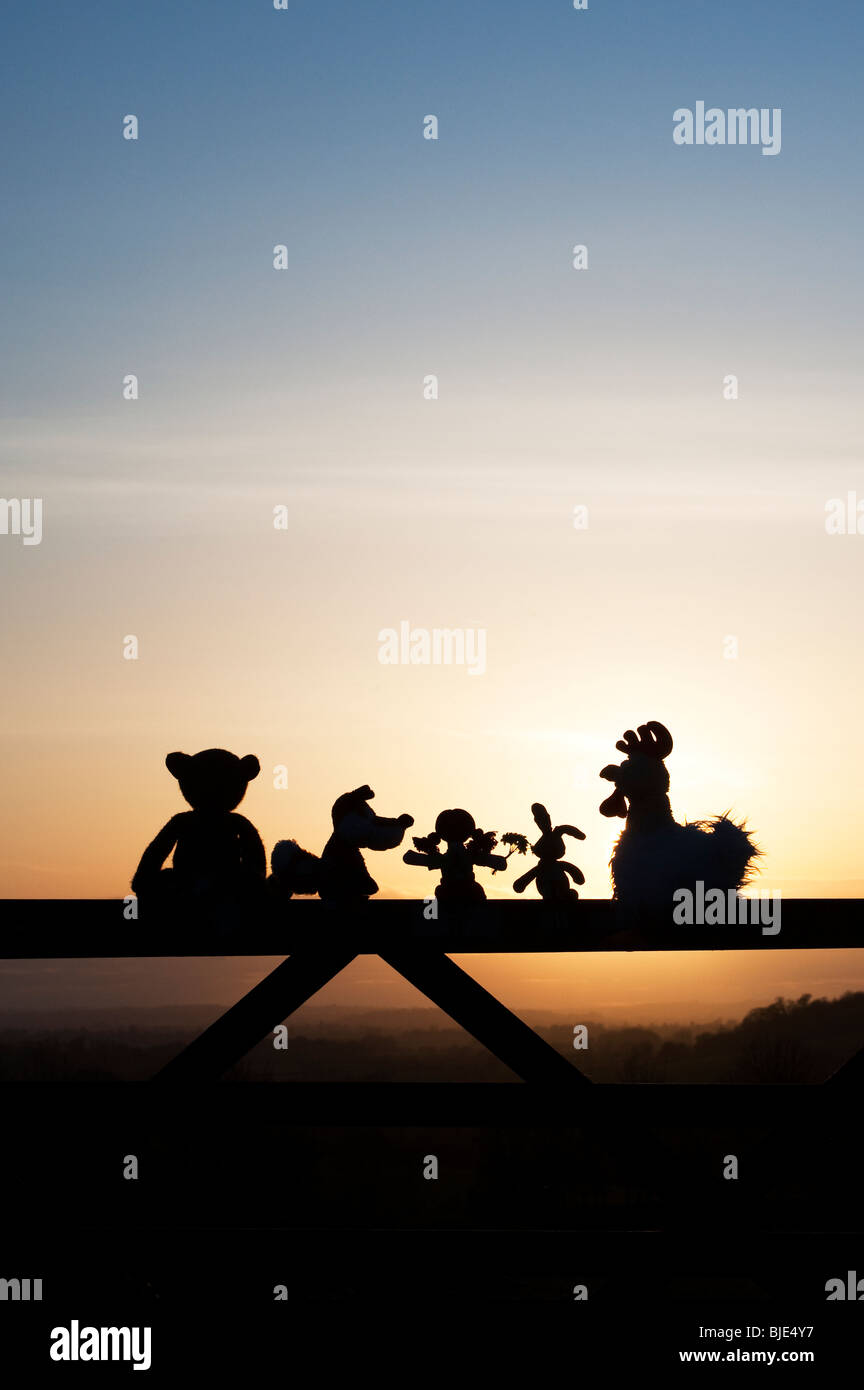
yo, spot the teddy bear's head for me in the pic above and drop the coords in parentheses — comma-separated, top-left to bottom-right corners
(166, 749, 260, 813)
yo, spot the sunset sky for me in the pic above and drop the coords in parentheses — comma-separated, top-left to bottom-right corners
(1, 0, 862, 1019)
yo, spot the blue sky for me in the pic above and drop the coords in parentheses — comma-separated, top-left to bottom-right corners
(2, 0, 862, 421)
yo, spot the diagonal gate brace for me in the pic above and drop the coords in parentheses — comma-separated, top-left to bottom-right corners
(379, 946, 591, 1088)
(155, 946, 357, 1082)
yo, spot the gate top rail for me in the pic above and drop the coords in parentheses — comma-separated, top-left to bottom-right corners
(0, 898, 861, 958)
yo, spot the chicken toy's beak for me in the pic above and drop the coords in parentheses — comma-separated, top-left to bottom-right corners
(599, 765, 628, 818)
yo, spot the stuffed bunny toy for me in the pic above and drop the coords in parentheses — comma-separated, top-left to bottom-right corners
(511, 802, 586, 902)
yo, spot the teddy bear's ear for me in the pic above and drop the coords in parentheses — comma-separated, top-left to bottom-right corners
(239, 754, 261, 781)
(165, 752, 190, 779)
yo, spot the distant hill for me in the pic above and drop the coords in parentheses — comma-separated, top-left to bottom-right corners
(0, 990, 860, 1082)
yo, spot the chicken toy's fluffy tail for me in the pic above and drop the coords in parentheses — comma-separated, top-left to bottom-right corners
(610, 813, 760, 906)
(686, 813, 761, 891)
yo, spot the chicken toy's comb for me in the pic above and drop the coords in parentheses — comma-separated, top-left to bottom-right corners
(615, 722, 673, 760)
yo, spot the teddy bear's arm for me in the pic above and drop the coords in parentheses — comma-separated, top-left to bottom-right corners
(233, 814, 267, 876)
(131, 815, 185, 892)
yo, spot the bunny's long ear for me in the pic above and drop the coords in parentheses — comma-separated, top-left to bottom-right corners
(558, 824, 586, 841)
(531, 802, 552, 833)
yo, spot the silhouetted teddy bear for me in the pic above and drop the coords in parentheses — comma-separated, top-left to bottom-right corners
(512, 802, 586, 902)
(132, 749, 266, 905)
(318, 784, 413, 904)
